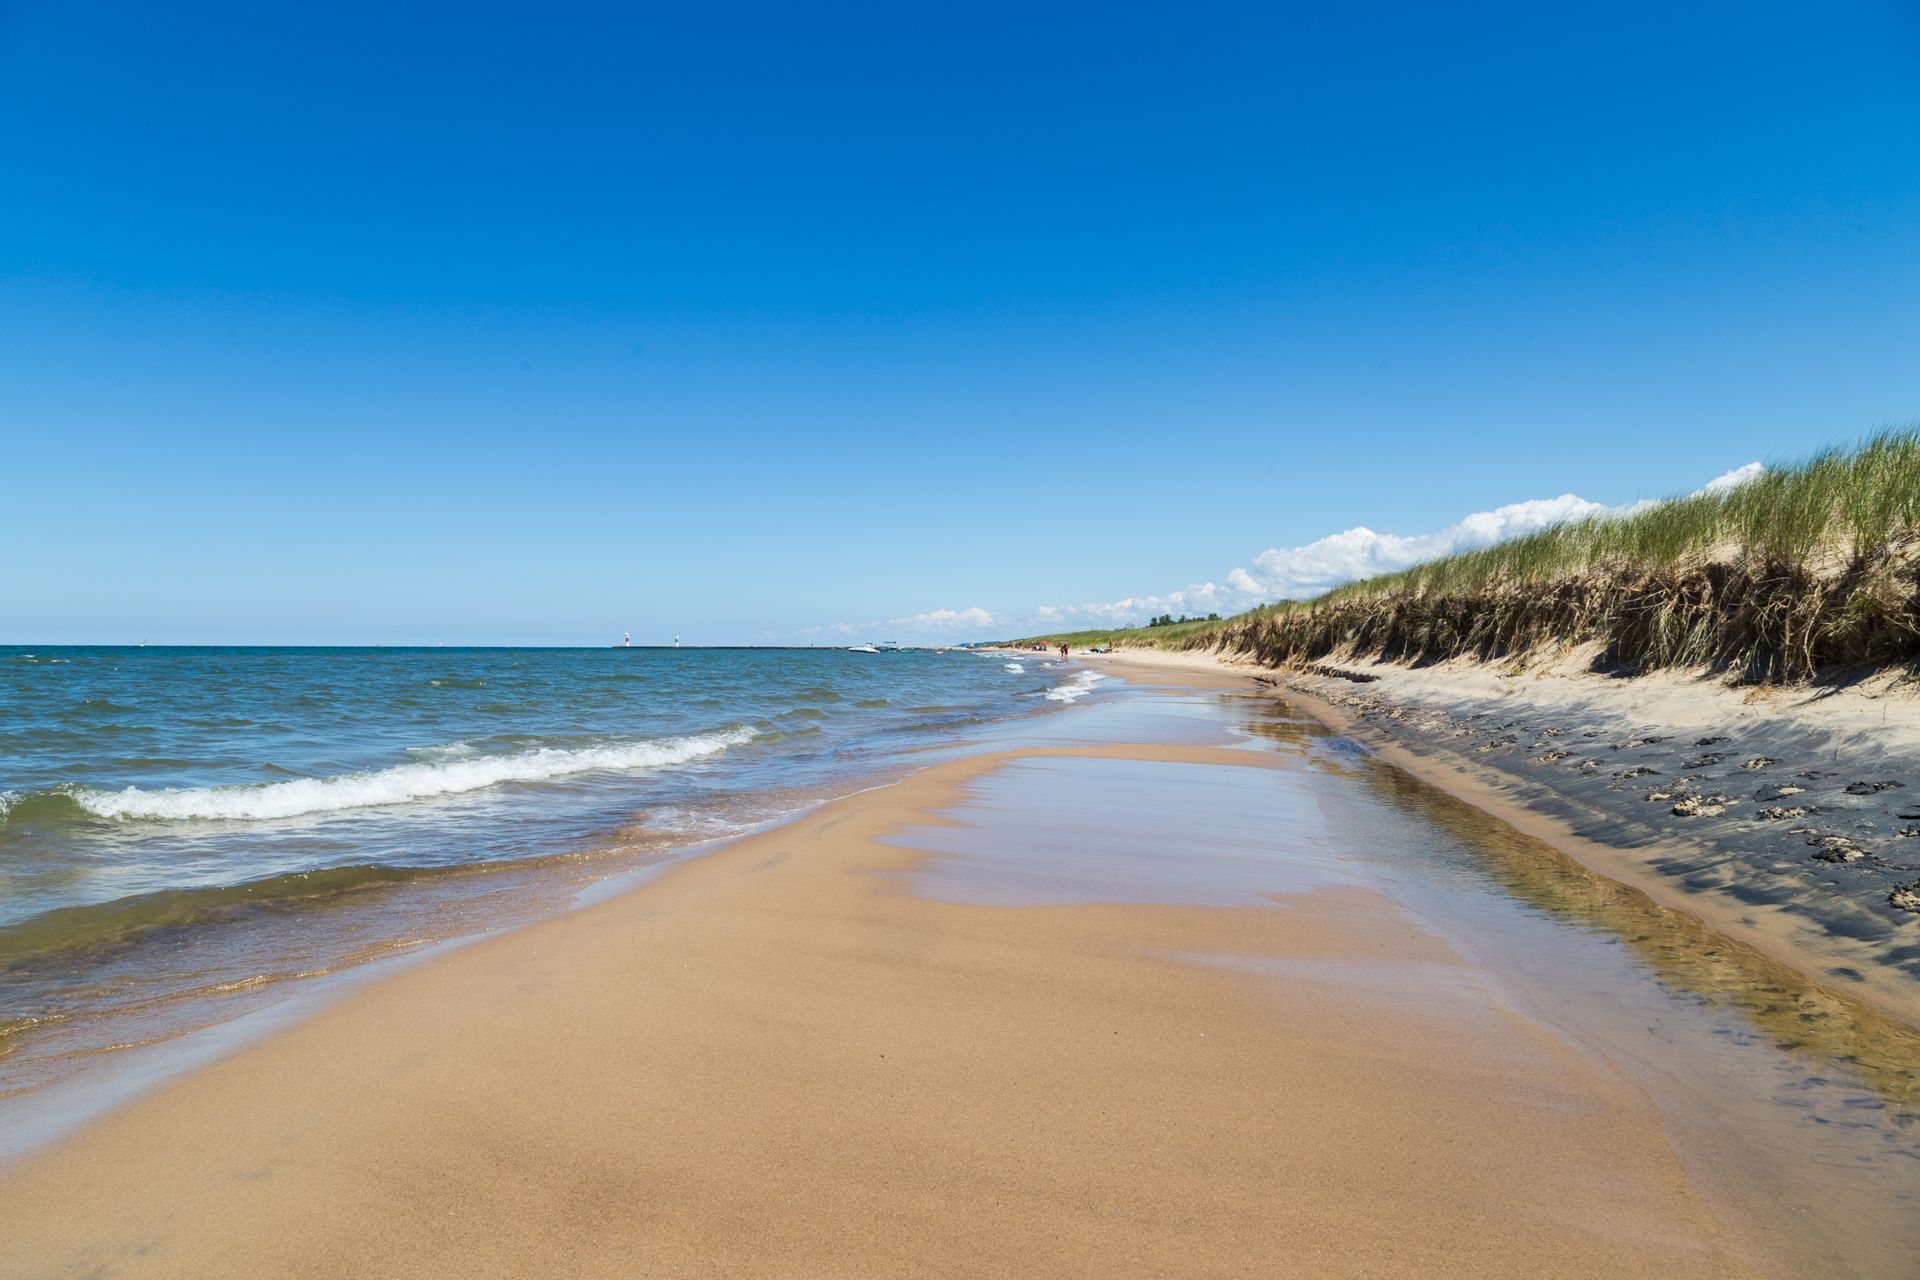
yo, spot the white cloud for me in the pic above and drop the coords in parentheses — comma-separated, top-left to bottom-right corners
(1700, 461, 1764, 494)
(1236, 491, 1615, 602)
(1225, 567, 1262, 595)
(794, 461, 1770, 641)
(1029, 460, 1766, 630)
(903, 607, 998, 630)
(1030, 584, 1231, 628)
(800, 606, 1000, 642)
(1023, 494, 1613, 629)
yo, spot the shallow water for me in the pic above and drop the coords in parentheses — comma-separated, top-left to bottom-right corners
(0, 646, 1089, 1094)
(903, 756, 1349, 906)
(6, 653, 1917, 1274)
(895, 680, 1920, 1279)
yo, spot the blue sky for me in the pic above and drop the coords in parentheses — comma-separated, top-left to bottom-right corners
(3, 1, 1917, 644)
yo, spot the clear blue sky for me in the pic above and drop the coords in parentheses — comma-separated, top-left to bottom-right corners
(4, 1, 1917, 644)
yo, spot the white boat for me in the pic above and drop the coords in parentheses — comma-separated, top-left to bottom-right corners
(876, 640, 901, 652)
(847, 643, 880, 654)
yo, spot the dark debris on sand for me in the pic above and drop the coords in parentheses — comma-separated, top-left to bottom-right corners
(1273, 673, 1920, 957)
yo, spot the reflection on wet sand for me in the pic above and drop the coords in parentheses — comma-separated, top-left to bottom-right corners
(1386, 764, 1920, 1115)
(1227, 692, 1920, 1277)
(902, 695, 1920, 1272)
(1234, 697, 1920, 1120)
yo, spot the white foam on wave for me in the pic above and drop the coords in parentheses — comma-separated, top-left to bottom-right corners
(1001, 662, 1025, 673)
(405, 740, 481, 761)
(1044, 670, 1109, 703)
(70, 728, 757, 822)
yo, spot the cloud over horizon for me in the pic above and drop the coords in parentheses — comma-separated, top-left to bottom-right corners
(1023, 462, 1764, 633)
(801, 606, 1001, 642)
(803, 463, 1763, 642)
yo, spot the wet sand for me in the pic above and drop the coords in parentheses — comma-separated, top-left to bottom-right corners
(1098, 648, 1920, 1027)
(3, 671, 1908, 1277)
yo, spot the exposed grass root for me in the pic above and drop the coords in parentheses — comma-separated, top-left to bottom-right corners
(1006, 427, 1920, 685)
(1178, 427, 1920, 684)
(1199, 545, 1920, 683)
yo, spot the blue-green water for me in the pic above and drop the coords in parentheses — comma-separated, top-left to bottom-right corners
(0, 646, 1103, 1082)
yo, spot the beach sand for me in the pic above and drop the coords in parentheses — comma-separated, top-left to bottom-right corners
(1090, 647, 1920, 1027)
(0, 704, 1776, 1275)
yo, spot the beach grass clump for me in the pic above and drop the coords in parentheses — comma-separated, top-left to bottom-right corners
(1005, 618, 1222, 651)
(1191, 428, 1920, 683)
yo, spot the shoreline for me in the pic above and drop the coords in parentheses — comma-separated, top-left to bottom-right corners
(0, 649, 1067, 1122)
(1090, 647, 1920, 1030)
(4, 663, 1916, 1275)
(0, 672, 1797, 1277)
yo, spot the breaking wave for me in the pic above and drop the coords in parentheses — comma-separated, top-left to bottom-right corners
(61, 728, 758, 823)
(1043, 670, 1108, 703)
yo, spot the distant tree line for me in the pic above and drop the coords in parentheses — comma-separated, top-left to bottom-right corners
(1144, 612, 1221, 628)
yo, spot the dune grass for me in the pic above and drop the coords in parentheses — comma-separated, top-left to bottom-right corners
(1001, 619, 1224, 651)
(1015, 428, 1920, 683)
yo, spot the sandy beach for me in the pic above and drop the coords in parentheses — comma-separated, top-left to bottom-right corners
(13, 5, 1917, 1274)
(1095, 646, 1920, 1027)
(4, 663, 1915, 1277)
